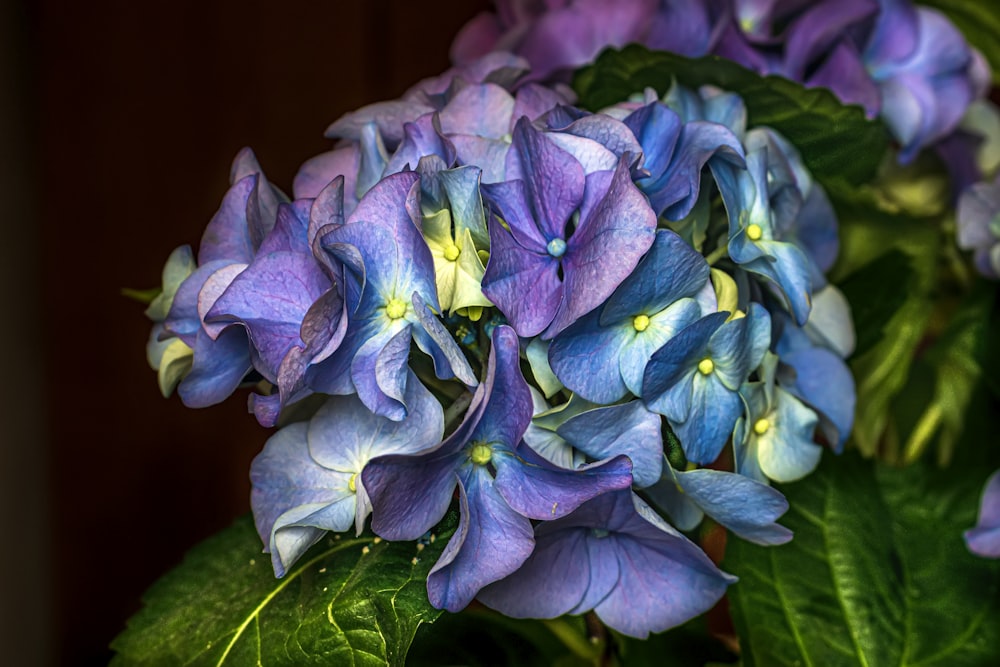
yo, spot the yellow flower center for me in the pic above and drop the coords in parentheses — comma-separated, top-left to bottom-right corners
(348, 472, 358, 493)
(633, 314, 650, 332)
(443, 244, 460, 262)
(746, 223, 763, 241)
(697, 358, 715, 375)
(470, 443, 492, 466)
(753, 418, 770, 435)
(385, 298, 407, 319)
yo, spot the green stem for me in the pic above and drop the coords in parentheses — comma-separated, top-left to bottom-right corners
(704, 243, 730, 266)
(542, 618, 603, 663)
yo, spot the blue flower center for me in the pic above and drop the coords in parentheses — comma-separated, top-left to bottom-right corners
(547, 238, 567, 258)
(592, 528, 610, 539)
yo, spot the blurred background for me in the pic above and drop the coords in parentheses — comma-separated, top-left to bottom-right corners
(0, 1, 491, 664)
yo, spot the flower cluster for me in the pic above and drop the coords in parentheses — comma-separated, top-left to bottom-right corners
(454, 0, 990, 171)
(144, 44, 861, 636)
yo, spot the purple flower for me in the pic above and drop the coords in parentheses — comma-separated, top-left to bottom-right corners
(863, 0, 988, 163)
(451, 0, 726, 83)
(965, 470, 1000, 559)
(362, 326, 633, 611)
(205, 179, 350, 426)
(477, 489, 735, 638)
(161, 149, 285, 408)
(481, 118, 657, 338)
(304, 172, 476, 420)
(716, 0, 881, 116)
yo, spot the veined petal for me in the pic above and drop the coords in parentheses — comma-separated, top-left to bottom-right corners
(476, 521, 595, 618)
(672, 468, 792, 545)
(673, 373, 742, 465)
(427, 467, 535, 612)
(495, 445, 633, 520)
(549, 159, 657, 337)
(482, 214, 562, 338)
(505, 117, 585, 242)
(365, 450, 462, 542)
(308, 373, 443, 472)
(557, 401, 663, 488)
(548, 309, 631, 404)
(600, 230, 710, 324)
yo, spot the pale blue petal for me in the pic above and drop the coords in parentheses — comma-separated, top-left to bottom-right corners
(557, 401, 663, 488)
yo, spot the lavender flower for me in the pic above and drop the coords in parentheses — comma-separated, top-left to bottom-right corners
(477, 489, 735, 638)
(363, 326, 633, 611)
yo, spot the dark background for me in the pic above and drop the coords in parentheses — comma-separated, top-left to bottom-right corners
(0, 1, 491, 664)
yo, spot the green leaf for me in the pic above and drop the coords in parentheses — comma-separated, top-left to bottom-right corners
(727, 451, 1000, 667)
(830, 198, 940, 457)
(919, 0, 1000, 85)
(572, 46, 889, 187)
(901, 282, 998, 464)
(408, 607, 589, 667)
(837, 249, 914, 360)
(111, 512, 458, 667)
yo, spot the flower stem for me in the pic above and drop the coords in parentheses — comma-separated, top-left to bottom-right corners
(542, 618, 604, 664)
(704, 243, 730, 266)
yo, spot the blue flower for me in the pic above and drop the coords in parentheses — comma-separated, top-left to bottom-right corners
(711, 146, 815, 325)
(734, 355, 823, 483)
(362, 325, 633, 611)
(643, 304, 771, 465)
(548, 230, 710, 404)
(623, 100, 744, 220)
(476, 489, 735, 638)
(645, 466, 793, 545)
